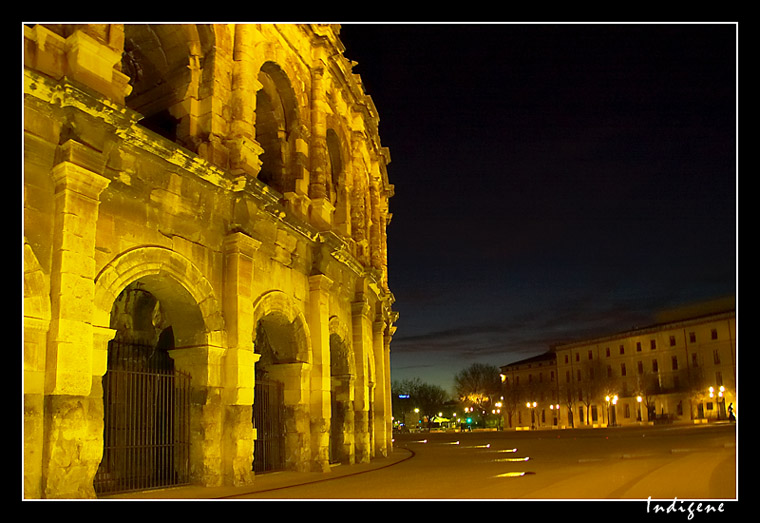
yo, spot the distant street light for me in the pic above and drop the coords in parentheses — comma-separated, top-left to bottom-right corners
(527, 401, 537, 429)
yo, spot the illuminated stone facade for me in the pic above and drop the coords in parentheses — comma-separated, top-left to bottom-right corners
(23, 23, 396, 498)
(500, 306, 736, 430)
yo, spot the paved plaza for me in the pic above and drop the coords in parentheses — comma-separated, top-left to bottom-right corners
(110, 423, 737, 501)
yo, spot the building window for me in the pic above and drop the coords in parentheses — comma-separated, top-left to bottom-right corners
(564, 354, 569, 364)
(691, 353, 699, 367)
(550, 371, 555, 381)
(607, 365, 613, 378)
(619, 345, 625, 355)
(650, 339, 657, 350)
(606, 347, 611, 357)
(566, 371, 570, 383)
(624, 404, 631, 418)
(636, 342, 642, 352)
(588, 350, 593, 360)
(577, 370, 582, 382)
(672, 356, 678, 370)
(528, 374, 532, 383)
(637, 361, 644, 374)
(669, 335, 676, 347)
(689, 332, 696, 343)
(711, 329, 718, 340)
(621, 363, 626, 376)
(652, 359, 658, 372)
(575, 352, 580, 362)
(713, 350, 721, 365)
(715, 371, 723, 386)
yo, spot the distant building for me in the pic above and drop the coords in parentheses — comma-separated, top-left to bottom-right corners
(500, 303, 736, 430)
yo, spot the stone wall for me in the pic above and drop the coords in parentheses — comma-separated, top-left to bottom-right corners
(24, 23, 397, 498)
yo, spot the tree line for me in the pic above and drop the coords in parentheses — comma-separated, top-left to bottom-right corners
(392, 363, 503, 430)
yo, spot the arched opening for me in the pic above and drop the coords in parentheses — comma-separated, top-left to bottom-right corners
(329, 331, 353, 464)
(255, 62, 299, 195)
(252, 306, 310, 473)
(121, 24, 213, 147)
(94, 279, 193, 495)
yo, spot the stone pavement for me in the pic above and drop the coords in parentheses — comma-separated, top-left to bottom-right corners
(99, 448, 413, 500)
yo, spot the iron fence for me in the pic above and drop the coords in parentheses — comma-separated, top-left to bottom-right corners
(94, 340, 191, 495)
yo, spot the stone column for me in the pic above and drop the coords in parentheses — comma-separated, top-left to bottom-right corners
(372, 319, 390, 458)
(308, 274, 333, 472)
(309, 63, 334, 230)
(226, 24, 265, 179)
(268, 362, 313, 472)
(169, 345, 226, 487)
(351, 297, 372, 464)
(221, 232, 262, 486)
(43, 154, 110, 498)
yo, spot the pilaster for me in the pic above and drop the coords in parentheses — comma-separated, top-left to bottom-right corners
(223, 231, 262, 405)
(351, 297, 372, 463)
(308, 274, 334, 472)
(46, 158, 110, 396)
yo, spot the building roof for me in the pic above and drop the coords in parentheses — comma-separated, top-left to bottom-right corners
(500, 351, 556, 371)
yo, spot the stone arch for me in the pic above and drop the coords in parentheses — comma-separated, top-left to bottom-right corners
(122, 23, 215, 147)
(328, 316, 354, 377)
(252, 290, 311, 366)
(92, 246, 224, 489)
(251, 290, 312, 471)
(255, 61, 302, 195)
(93, 246, 223, 349)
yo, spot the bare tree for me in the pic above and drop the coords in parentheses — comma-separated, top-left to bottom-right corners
(455, 363, 503, 427)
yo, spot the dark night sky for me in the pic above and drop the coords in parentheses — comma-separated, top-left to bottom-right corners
(337, 23, 737, 395)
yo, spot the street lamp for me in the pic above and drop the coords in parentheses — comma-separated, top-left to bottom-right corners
(527, 401, 537, 429)
(709, 386, 727, 419)
(605, 394, 618, 427)
(636, 395, 642, 422)
(550, 403, 560, 427)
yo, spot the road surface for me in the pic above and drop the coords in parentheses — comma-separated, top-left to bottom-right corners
(227, 423, 736, 500)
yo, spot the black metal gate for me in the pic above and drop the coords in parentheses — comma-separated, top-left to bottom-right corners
(94, 339, 191, 495)
(253, 377, 285, 473)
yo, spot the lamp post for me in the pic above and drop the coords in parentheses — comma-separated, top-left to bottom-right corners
(526, 401, 537, 429)
(636, 395, 642, 422)
(550, 403, 560, 427)
(605, 395, 611, 427)
(709, 386, 727, 419)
